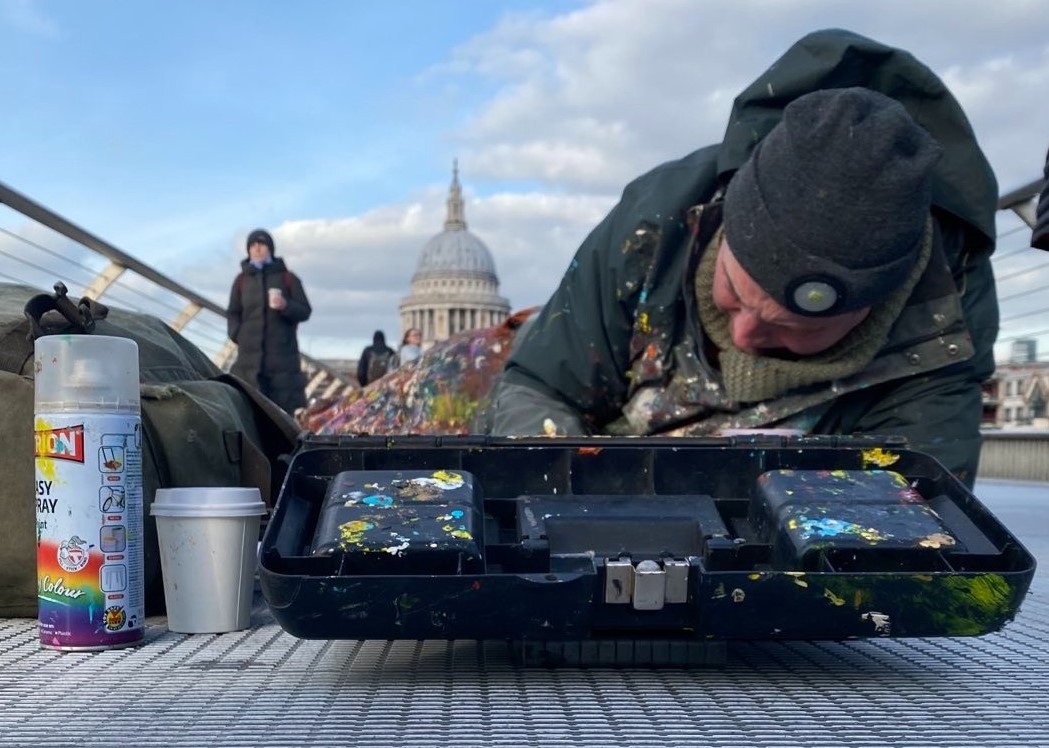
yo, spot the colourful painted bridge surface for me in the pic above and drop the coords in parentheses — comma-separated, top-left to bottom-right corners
(0, 478, 1045, 747)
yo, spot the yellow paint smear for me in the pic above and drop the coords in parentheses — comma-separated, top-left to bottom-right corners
(338, 520, 375, 546)
(861, 447, 900, 468)
(823, 588, 845, 606)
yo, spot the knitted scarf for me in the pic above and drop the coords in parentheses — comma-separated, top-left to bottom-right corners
(695, 219, 933, 403)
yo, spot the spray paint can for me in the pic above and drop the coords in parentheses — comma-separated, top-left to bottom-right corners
(35, 335, 144, 650)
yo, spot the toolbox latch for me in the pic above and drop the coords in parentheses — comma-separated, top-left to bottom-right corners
(604, 557, 690, 610)
(604, 558, 634, 604)
(663, 558, 689, 604)
(633, 560, 666, 610)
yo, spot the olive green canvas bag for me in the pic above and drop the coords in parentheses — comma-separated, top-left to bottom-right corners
(0, 283, 301, 617)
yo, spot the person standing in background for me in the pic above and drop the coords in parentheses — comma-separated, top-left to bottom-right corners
(357, 330, 396, 386)
(227, 228, 312, 414)
(393, 327, 423, 369)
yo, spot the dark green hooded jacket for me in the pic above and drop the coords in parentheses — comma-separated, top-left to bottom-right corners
(490, 29, 999, 487)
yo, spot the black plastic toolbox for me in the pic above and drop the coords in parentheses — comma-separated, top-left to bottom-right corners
(259, 434, 1036, 664)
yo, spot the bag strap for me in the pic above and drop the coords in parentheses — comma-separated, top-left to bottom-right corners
(214, 372, 304, 503)
(222, 429, 274, 508)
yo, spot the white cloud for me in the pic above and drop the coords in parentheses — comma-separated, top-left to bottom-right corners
(439, 0, 1049, 196)
(942, 47, 1049, 192)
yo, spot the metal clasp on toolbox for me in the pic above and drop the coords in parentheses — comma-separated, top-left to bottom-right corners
(604, 556, 689, 610)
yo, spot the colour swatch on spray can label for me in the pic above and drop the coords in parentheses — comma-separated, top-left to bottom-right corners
(36, 414, 145, 650)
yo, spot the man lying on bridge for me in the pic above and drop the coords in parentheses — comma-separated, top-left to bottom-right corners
(483, 29, 999, 488)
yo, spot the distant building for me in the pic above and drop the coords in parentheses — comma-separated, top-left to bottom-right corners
(398, 162, 510, 347)
(986, 361, 1049, 428)
(982, 340, 1049, 428)
(1010, 338, 1037, 364)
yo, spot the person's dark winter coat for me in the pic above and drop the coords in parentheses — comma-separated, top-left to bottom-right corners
(488, 28, 999, 488)
(357, 331, 396, 386)
(228, 231, 312, 414)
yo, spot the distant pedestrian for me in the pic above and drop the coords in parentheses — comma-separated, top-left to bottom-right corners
(227, 228, 312, 413)
(357, 330, 396, 386)
(393, 328, 423, 369)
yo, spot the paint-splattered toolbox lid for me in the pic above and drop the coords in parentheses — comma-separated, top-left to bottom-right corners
(309, 469, 484, 575)
(751, 469, 963, 571)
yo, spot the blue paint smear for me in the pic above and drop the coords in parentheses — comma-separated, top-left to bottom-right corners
(796, 516, 858, 539)
(362, 495, 395, 508)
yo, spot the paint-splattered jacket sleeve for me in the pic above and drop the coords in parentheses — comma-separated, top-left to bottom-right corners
(494, 148, 719, 434)
(495, 207, 639, 432)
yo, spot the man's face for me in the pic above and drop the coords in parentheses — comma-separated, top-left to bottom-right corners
(711, 238, 870, 357)
(248, 240, 272, 264)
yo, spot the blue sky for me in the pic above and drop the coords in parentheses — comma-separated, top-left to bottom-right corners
(2, 2, 548, 252)
(2, 0, 1048, 361)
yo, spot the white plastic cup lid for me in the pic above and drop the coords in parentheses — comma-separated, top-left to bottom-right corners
(150, 487, 267, 518)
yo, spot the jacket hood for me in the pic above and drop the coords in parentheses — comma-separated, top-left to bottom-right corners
(717, 28, 998, 250)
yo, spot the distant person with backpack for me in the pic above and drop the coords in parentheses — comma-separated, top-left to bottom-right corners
(227, 228, 312, 414)
(357, 330, 395, 386)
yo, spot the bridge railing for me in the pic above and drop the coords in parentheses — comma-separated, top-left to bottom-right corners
(0, 179, 355, 405)
(979, 430, 1049, 482)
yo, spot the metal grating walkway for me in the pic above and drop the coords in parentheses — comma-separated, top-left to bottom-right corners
(1, 481, 1046, 748)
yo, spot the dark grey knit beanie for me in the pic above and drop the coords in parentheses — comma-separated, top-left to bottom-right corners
(722, 87, 942, 316)
(246, 228, 275, 255)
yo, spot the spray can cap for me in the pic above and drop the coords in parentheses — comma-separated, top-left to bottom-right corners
(35, 335, 140, 412)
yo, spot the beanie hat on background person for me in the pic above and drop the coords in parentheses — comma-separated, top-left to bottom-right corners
(722, 87, 942, 317)
(246, 229, 275, 255)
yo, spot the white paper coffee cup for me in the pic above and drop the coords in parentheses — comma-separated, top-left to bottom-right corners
(151, 487, 266, 634)
(267, 288, 283, 308)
